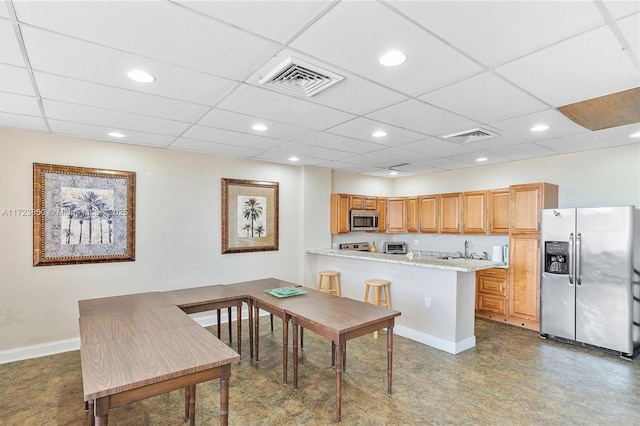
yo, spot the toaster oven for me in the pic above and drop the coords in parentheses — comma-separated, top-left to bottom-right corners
(383, 241, 408, 254)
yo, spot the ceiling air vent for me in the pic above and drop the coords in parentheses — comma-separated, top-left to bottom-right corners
(442, 127, 500, 143)
(258, 57, 344, 97)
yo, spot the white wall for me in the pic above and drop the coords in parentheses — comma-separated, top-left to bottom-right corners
(0, 129, 329, 357)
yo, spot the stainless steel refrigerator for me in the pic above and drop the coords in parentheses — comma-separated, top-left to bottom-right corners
(540, 206, 640, 357)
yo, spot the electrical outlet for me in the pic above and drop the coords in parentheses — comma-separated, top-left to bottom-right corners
(424, 297, 431, 307)
(414, 239, 420, 246)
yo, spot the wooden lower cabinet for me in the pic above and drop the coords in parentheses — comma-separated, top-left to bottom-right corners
(476, 268, 507, 316)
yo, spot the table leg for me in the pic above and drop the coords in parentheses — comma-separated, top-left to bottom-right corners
(217, 309, 221, 339)
(189, 384, 196, 426)
(247, 299, 254, 359)
(282, 314, 288, 384)
(94, 397, 109, 426)
(228, 307, 232, 343)
(236, 302, 242, 357)
(270, 313, 274, 331)
(293, 320, 299, 390)
(87, 400, 95, 426)
(331, 341, 335, 367)
(387, 324, 394, 396)
(335, 340, 343, 422)
(220, 364, 231, 426)
(184, 386, 190, 421)
(254, 305, 260, 362)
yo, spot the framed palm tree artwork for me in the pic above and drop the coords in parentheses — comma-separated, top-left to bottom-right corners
(33, 163, 136, 266)
(221, 178, 279, 254)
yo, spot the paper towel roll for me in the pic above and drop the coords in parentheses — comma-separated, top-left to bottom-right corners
(491, 245, 503, 262)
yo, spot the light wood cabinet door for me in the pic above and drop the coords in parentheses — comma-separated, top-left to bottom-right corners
(508, 234, 540, 322)
(349, 195, 377, 210)
(488, 189, 510, 234)
(376, 197, 387, 233)
(386, 197, 407, 233)
(510, 183, 558, 233)
(439, 193, 461, 233)
(462, 191, 487, 234)
(418, 195, 438, 233)
(330, 193, 350, 234)
(406, 197, 419, 233)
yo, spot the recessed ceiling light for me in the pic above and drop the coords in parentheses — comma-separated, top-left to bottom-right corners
(630, 131, 640, 138)
(126, 69, 155, 83)
(252, 124, 268, 132)
(476, 157, 488, 162)
(288, 156, 299, 162)
(530, 124, 549, 132)
(372, 130, 387, 138)
(107, 131, 126, 138)
(389, 170, 398, 176)
(378, 50, 407, 67)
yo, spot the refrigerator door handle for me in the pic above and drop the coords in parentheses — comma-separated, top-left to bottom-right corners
(575, 233, 582, 286)
(568, 233, 575, 285)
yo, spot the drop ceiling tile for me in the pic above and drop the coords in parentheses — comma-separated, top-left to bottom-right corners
(365, 147, 433, 164)
(247, 49, 408, 115)
(217, 84, 355, 130)
(197, 109, 315, 141)
(42, 100, 191, 136)
(170, 137, 264, 158)
(594, 122, 640, 146)
(13, 1, 281, 79)
(0, 64, 34, 96)
(447, 150, 512, 166)
(327, 117, 425, 146)
(401, 137, 475, 159)
(362, 169, 417, 178)
(181, 125, 284, 150)
(366, 99, 479, 137)
(319, 160, 381, 174)
(289, 1, 483, 96)
(535, 131, 613, 154)
(175, 0, 333, 43)
(252, 148, 328, 166)
(602, 1, 640, 19)
(339, 154, 396, 169)
(491, 109, 588, 142)
(0, 111, 46, 132)
(495, 26, 640, 106)
(390, 1, 604, 66)
(35, 72, 209, 122)
(390, 163, 443, 175)
(487, 142, 557, 161)
(616, 13, 640, 60)
(295, 132, 387, 154)
(0, 20, 24, 66)
(418, 158, 475, 171)
(0, 2, 10, 18)
(273, 142, 353, 161)
(48, 120, 176, 148)
(20, 27, 237, 106)
(419, 72, 549, 123)
(0, 92, 40, 116)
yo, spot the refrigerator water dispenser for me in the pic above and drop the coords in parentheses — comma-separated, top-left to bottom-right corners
(544, 241, 569, 274)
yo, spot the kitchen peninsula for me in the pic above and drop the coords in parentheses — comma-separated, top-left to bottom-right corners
(306, 248, 507, 354)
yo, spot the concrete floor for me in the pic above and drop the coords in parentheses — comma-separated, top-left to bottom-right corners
(1, 317, 639, 425)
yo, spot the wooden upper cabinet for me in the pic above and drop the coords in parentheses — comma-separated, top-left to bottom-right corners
(510, 183, 558, 233)
(488, 189, 510, 234)
(330, 193, 350, 234)
(406, 197, 419, 233)
(376, 197, 387, 233)
(439, 193, 462, 233)
(462, 191, 487, 234)
(349, 195, 377, 210)
(418, 195, 438, 233)
(386, 197, 407, 233)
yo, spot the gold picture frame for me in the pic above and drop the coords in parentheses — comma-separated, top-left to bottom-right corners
(221, 178, 279, 254)
(33, 163, 136, 266)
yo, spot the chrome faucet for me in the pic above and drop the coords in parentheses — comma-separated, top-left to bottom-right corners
(464, 240, 469, 259)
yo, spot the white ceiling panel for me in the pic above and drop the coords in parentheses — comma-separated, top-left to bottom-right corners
(366, 99, 480, 137)
(601, 1, 640, 19)
(364, 147, 433, 164)
(20, 27, 237, 106)
(594, 122, 640, 146)
(0, 91, 39, 116)
(327, 117, 426, 146)
(419, 72, 549, 123)
(319, 160, 381, 174)
(42, 100, 191, 136)
(0, 63, 34, 96)
(13, 0, 281, 79)
(253, 147, 330, 166)
(295, 132, 387, 154)
(179, 125, 284, 150)
(495, 26, 640, 106)
(492, 109, 589, 142)
(401, 138, 475, 159)
(263, 141, 353, 162)
(419, 158, 474, 171)
(197, 109, 314, 141)
(217, 84, 355, 130)
(170, 137, 264, 158)
(0, 19, 24, 66)
(48, 120, 177, 148)
(535, 132, 614, 154)
(616, 14, 640, 60)
(447, 150, 512, 166)
(390, 1, 604, 67)
(487, 142, 557, 161)
(175, 0, 333, 43)
(0, 111, 46, 132)
(35, 72, 209, 122)
(289, 1, 483, 96)
(0, 2, 10, 18)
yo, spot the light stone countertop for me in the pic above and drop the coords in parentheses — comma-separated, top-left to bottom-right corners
(306, 248, 508, 272)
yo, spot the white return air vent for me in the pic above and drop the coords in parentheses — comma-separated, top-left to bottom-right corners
(258, 57, 344, 97)
(442, 127, 500, 143)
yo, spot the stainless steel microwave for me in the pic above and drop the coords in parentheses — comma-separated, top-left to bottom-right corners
(350, 209, 379, 231)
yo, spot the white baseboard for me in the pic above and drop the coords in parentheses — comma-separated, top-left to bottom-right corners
(0, 337, 81, 365)
(394, 325, 476, 355)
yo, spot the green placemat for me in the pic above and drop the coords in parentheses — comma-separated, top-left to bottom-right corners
(264, 286, 308, 298)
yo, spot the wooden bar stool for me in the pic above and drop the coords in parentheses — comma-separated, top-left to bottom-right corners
(364, 279, 391, 338)
(317, 271, 341, 296)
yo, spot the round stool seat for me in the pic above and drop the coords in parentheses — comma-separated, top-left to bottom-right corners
(318, 271, 341, 296)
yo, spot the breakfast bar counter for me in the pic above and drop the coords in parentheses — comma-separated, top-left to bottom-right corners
(306, 248, 507, 354)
